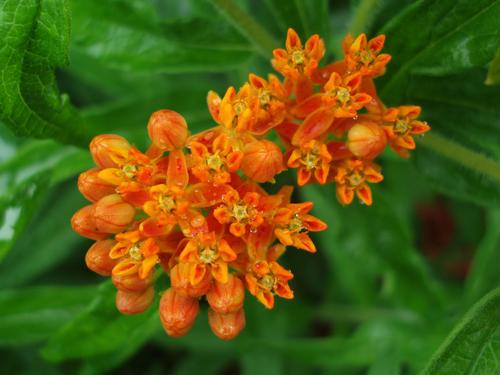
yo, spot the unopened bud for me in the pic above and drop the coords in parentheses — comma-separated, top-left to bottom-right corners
(78, 168, 116, 202)
(85, 239, 117, 276)
(241, 140, 284, 182)
(94, 194, 136, 233)
(112, 272, 152, 292)
(347, 122, 387, 159)
(116, 286, 154, 315)
(71, 205, 109, 240)
(90, 134, 131, 168)
(147, 110, 188, 151)
(208, 308, 246, 340)
(207, 274, 245, 314)
(170, 263, 212, 298)
(159, 288, 199, 338)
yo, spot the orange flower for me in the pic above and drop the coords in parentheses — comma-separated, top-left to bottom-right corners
(178, 232, 237, 285)
(274, 202, 327, 253)
(78, 168, 116, 203)
(346, 121, 387, 159)
(207, 274, 245, 314)
(334, 158, 383, 206)
(85, 239, 118, 276)
(322, 72, 372, 117)
(272, 28, 325, 79)
(382, 106, 431, 157)
(147, 110, 188, 151)
(288, 140, 332, 185)
(343, 33, 391, 77)
(90, 134, 132, 168)
(159, 288, 199, 337)
(240, 140, 284, 182)
(245, 260, 294, 309)
(208, 308, 246, 340)
(247, 73, 287, 134)
(109, 230, 160, 279)
(188, 133, 243, 184)
(213, 189, 267, 237)
(218, 85, 259, 132)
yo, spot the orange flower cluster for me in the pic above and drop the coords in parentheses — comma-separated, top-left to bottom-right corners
(72, 29, 429, 340)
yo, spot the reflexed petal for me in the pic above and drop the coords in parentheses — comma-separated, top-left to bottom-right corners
(356, 183, 373, 206)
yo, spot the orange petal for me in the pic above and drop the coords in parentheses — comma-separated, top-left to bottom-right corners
(336, 185, 354, 205)
(167, 149, 188, 189)
(292, 108, 335, 146)
(190, 263, 207, 286)
(356, 183, 373, 205)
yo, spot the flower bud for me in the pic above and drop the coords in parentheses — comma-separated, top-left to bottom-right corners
(94, 194, 136, 233)
(147, 110, 188, 151)
(159, 288, 199, 338)
(78, 168, 116, 202)
(170, 263, 212, 298)
(112, 272, 152, 292)
(347, 122, 387, 159)
(90, 134, 131, 168)
(241, 140, 284, 182)
(85, 239, 117, 276)
(208, 308, 246, 340)
(71, 205, 109, 240)
(207, 274, 245, 314)
(116, 286, 154, 315)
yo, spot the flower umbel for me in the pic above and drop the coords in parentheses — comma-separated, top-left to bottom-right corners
(72, 28, 429, 340)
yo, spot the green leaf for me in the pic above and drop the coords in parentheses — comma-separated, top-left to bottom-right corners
(71, 0, 255, 74)
(0, 285, 94, 345)
(0, 182, 89, 287)
(42, 281, 159, 362)
(486, 47, 500, 85)
(465, 209, 500, 304)
(422, 286, 500, 374)
(379, 0, 500, 102)
(0, 0, 88, 145)
(262, 0, 328, 39)
(0, 140, 91, 263)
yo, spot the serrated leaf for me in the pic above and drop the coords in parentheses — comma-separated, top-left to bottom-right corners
(0, 285, 94, 345)
(71, 0, 255, 74)
(486, 47, 500, 85)
(379, 0, 500, 102)
(422, 286, 500, 374)
(0, 0, 88, 145)
(42, 281, 159, 362)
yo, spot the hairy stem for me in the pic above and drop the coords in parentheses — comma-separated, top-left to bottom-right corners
(209, 0, 278, 58)
(419, 133, 500, 183)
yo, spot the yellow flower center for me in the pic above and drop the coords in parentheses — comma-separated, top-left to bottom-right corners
(206, 153, 224, 171)
(159, 194, 176, 212)
(260, 274, 276, 291)
(199, 247, 217, 264)
(289, 214, 304, 232)
(302, 151, 319, 171)
(335, 87, 351, 104)
(259, 90, 271, 106)
(122, 164, 137, 179)
(394, 119, 410, 135)
(233, 100, 247, 115)
(291, 50, 305, 66)
(232, 203, 249, 221)
(347, 172, 364, 187)
(129, 244, 143, 261)
(359, 50, 373, 65)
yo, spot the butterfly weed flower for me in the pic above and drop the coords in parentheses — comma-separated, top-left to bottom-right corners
(72, 28, 430, 340)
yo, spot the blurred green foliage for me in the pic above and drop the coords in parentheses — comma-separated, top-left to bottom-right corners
(1, 0, 500, 374)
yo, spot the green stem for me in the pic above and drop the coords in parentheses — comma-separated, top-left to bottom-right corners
(209, 0, 279, 58)
(348, 0, 379, 35)
(419, 133, 500, 183)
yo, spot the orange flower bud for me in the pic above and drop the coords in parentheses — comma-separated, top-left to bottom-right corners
(347, 122, 387, 159)
(116, 286, 155, 315)
(90, 134, 131, 168)
(94, 194, 136, 233)
(206, 274, 245, 314)
(170, 263, 212, 298)
(159, 288, 199, 338)
(147, 110, 188, 151)
(78, 168, 116, 202)
(85, 239, 117, 276)
(208, 308, 246, 340)
(241, 140, 284, 182)
(71, 205, 109, 240)
(112, 272, 152, 292)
